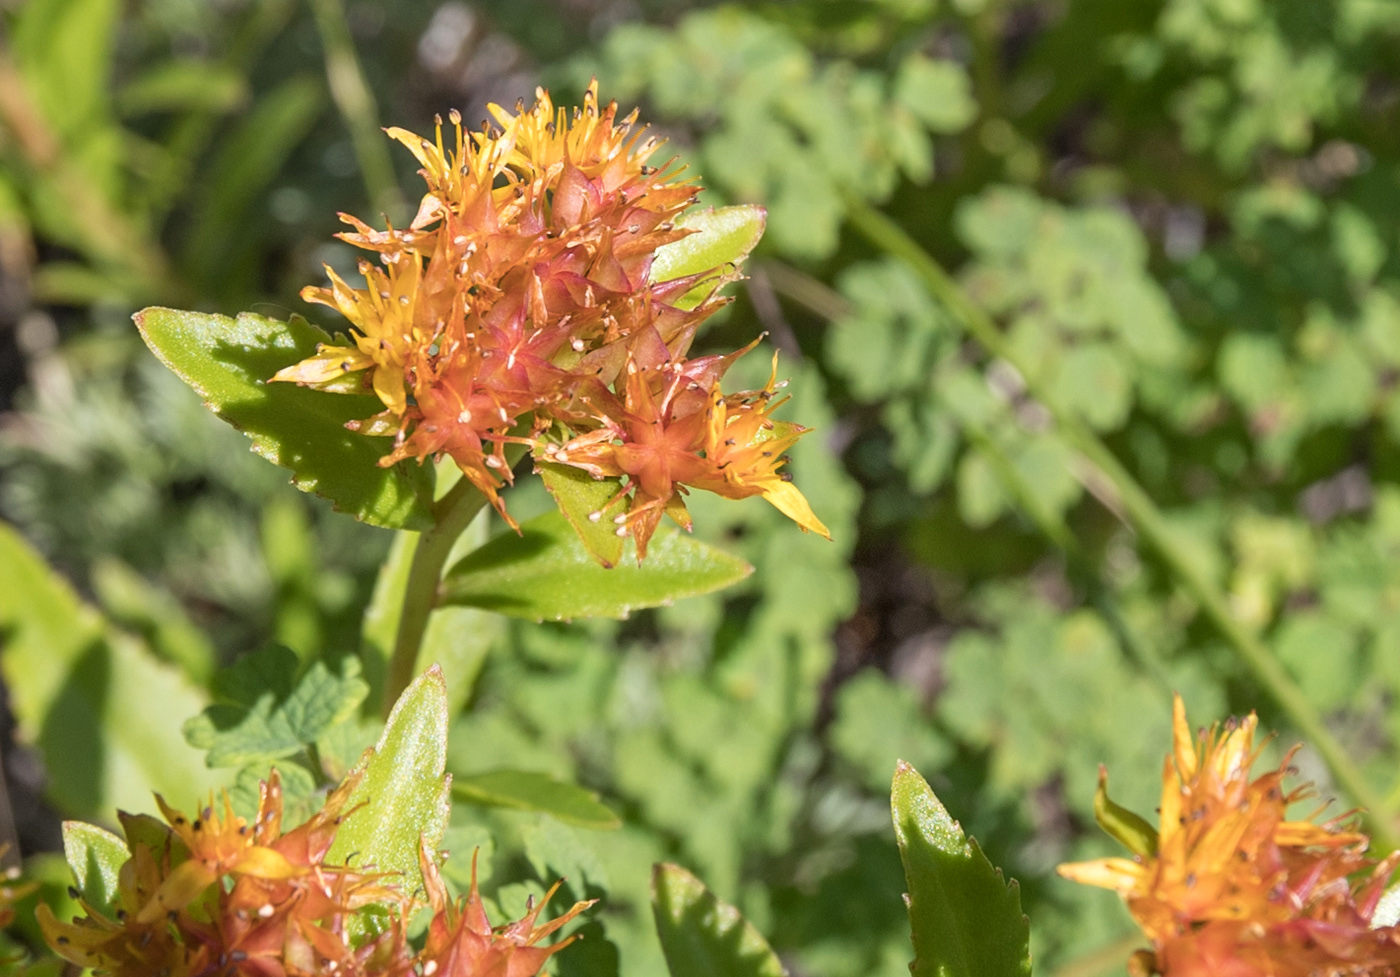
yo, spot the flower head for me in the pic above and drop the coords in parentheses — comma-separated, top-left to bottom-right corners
(417, 847, 594, 977)
(1058, 695, 1400, 977)
(41, 775, 596, 977)
(39, 769, 394, 977)
(271, 83, 825, 558)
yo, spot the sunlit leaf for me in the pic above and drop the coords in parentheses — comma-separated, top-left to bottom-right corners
(1377, 882, 1400, 928)
(538, 461, 629, 568)
(650, 205, 767, 310)
(651, 862, 786, 977)
(440, 510, 752, 621)
(135, 307, 435, 530)
(61, 822, 127, 917)
(891, 761, 1031, 977)
(0, 523, 223, 818)
(92, 557, 215, 687)
(327, 667, 451, 913)
(183, 645, 369, 768)
(895, 54, 976, 133)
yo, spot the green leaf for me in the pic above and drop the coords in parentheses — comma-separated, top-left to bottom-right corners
(183, 645, 369, 768)
(327, 666, 451, 911)
(538, 461, 630, 568)
(228, 762, 319, 826)
(651, 862, 787, 977)
(830, 671, 951, 792)
(650, 205, 767, 310)
(116, 60, 248, 116)
(895, 54, 977, 133)
(439, 510, 753, 621)
(523, 817, 610, 896)
(1051, 343, 1132, 431)
(891, 761, 1031, 977)
(134, 307, 435, 530)
(61, 822, 127, 917)
(1274, 612, 1362, 713)
(1093, 767, 1158, 858)
(454, 770, 621, 829)
(0, 522, 223, 818)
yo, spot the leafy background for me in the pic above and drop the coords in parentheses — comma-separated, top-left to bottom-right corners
(4, 0, 1400, 975)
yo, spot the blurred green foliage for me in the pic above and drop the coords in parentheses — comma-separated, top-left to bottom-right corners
(4, 1, 1400, 976)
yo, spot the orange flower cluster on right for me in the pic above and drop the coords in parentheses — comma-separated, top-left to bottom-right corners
(1059, 696, 1400, 977)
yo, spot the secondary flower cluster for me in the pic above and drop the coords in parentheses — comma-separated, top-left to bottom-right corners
(1058, 696, 1400, 977)
(39, 770, 591, 977)
(272, 83, 827, 558)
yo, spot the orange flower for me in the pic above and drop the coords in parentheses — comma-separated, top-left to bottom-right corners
(543, 339, 830, 557)
(1058, 695, 1400, 977)
(40, 774, 598, 977)
(270, 83, 826, 557)
(418, 847, 594, 977)
(39, 770, 395, 977)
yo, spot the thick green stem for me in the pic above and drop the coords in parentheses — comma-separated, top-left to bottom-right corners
(845, 196, 1399, 848)
(382, 479, 488, 716)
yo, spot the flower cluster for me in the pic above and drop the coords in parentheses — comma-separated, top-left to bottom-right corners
(39, 770, 592, 977)
(417, 848, 592, 977)
(1058, 696, 1400, 977)
(272, 83, 827, 558)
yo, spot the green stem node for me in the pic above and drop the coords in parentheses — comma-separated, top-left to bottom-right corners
(382, 478, 488, 716)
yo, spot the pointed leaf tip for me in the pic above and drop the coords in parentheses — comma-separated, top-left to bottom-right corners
(327, 666, 450, 922)
(892, 762, 1031, 977)
(62, 821, 128, 917)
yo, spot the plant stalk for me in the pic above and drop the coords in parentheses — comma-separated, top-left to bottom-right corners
(844, 196, 1398, 849)
(306, 0, 408, 223)
(382, 478, 488, 716)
